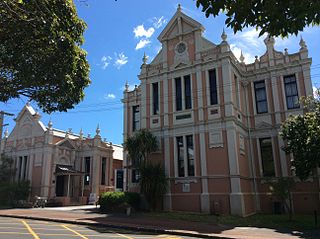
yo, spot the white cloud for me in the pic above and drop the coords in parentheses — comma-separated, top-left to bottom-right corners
(114, 52, 128, 69)
(230, 44, 255, 64)
(104, 93, 116, 100)
(101, 56, 112, 70)
(133, 25, 155, 38)
(152, 16, 167, 29)
(135, 39, 151, 50)
(229, 28, 267, 64)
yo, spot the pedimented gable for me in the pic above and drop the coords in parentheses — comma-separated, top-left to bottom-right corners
(7, 104, 46, 141)
(256, 121, 272, 129)
(158, 8, 203, 42)
(56, 138, 75, 149)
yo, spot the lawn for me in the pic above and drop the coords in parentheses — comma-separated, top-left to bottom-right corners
(143, 212, 319, 230)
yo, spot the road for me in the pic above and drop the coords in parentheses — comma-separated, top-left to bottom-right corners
(0, 216, 197, 239)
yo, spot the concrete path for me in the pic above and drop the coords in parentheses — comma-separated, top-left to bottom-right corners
(0, 207, 318, 239)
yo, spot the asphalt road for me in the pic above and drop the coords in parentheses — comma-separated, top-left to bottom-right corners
(0, 216, 197, 239)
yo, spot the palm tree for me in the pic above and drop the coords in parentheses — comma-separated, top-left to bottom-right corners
(124, 129, 167, 210)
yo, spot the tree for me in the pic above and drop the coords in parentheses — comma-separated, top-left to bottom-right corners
(0, 154, 30, 206)
(124, 129, 168, 210)
(195, 0, 320, 37)
(268, 177, 295, 220)
(280, 89, 320, 181)
(0, 0, 90, 113)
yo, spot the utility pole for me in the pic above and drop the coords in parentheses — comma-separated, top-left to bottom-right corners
(0, 111, 14, 158)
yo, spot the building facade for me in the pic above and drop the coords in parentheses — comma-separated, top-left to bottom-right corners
(1, 104, 123, 206)
(123, 6, 318, 216)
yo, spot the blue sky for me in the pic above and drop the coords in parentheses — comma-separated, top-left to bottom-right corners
(1, 0, 320, 145)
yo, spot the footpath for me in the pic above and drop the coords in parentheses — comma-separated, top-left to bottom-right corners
(0, 206, 318, 239)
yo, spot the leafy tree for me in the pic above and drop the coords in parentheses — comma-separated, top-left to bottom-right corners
(195, 0, 320, 37)
(268, 177, 295, 220)
(280, 89, 320, 181)
(124, 129, 168, 210)
(124, 129, 158, 166)
(0, 154, 30, 206)
(0, 0, 90, 113)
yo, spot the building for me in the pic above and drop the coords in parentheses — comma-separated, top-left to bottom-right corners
(1, 104, 123, 206)
(123, 6, 318, 216)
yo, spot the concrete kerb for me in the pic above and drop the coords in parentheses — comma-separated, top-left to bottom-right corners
(0, 214, 234, 239)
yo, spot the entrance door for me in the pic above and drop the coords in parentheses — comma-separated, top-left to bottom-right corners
(56, 176, 65, 196)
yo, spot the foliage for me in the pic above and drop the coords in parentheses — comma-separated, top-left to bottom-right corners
(139, 162, 168, 210)
(124, 129, 158, 166)
(268, 177, 295, 219)
(99, 191, 140, 213)
(195, 0, 320, 37)
(0, 155, 30, 206)
(124, 129, 168, 210)
(0, 0, 90, 113)
(280, 89, 320, 181)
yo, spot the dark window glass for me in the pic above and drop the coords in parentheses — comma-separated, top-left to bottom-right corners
(132, 169, 140, 183)
(260, 138, 275, 177)
(152, 82, 159, 115)
(132, 106, 140, 131)
(175, 77, 182, 111)
(177, 136, 184, 177)
(101, 157, 106, 185)
(254, 81, 268, 114)
(209, 69, 218, 105)
(184, 75, 192, 109)
(186, 135, 195, 176)
(84, 157, 90, 185)
(284, 75, 299, 109)
(23, 156, 28, 180)
(18, 156, 22, 181)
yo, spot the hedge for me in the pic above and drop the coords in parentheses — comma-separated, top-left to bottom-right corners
(99, 191, 140, 213)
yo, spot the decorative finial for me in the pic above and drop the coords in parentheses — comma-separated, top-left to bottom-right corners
(255, 55, 259, 63)
(79, 128, 83, 139)
(103, 138, 107, 142)
(264, 35, 275, 48)
(87, 133, 91, 139)
(96, 124, 101, 136)
(142, 52, 148, 64)
(26, 101, 31, 107)
(221, 28, 227, 42)
(48, 119, 53, 129)
(284, 48, 288, 55)
(299, 36, 307, 50)
(177, 3, 181, 11)
(124, 81, 129, 92)
(240, 51, 245, 63)
(4, 128, 9, 138)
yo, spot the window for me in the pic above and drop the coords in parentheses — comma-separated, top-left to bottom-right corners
(176, 136, 184, 177)
(18, 156, 28, 181)
(84, 157, 90, 185)
(186, 135, 195, 177)
(209, 69, 218, 105)
(152, 82, 159, 115)
(175, 77, 182, 111)
(259, 138, 275, 177)
(254, 81, 268, 114)
(101, 157, 106, 185)
(132, 105, 140, 131)
(184, 75, 192, 109)
(284, 75, 299, 109)
(132, 169, 140, 183)
(176, 135, 195, 177)
(18, 156, 22, 181)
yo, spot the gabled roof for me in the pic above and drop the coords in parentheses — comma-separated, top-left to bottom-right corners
(14, 104, 46, 131)
(157, 7, 204, 42)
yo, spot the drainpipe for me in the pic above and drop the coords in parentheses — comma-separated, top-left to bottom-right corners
(244, 82, 260, 211)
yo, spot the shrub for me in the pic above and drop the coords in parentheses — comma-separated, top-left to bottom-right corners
(125, 192, 140, 210)
(99, 191, 140, 213)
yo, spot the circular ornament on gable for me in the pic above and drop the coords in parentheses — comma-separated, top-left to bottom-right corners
(176, 42, 187, 54)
